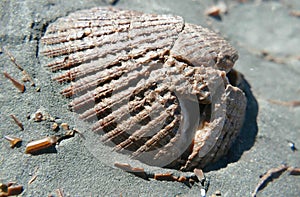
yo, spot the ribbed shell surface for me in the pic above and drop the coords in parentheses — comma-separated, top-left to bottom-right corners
(41, 7, 246, 170)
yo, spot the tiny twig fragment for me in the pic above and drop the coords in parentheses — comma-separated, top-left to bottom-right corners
(3, 72, 25, 93)
(114, 162, 199, 186)
(3, 47, 35, 86)
(2, 48, 23, 71)
(10, 114, 24, 130)
(290, 10, 300, 17)
(260, 50, 286, 64)
(268, 99, 300, 107)
(28, 175, 37, 185)
(287, 140, 297, 152)
(252, 164, 288, 197)
(287, 167, 300, 176)
(72, 128, 85, 140)
(114, 162, 149, 180)
(4, 136, 22, 148)
(153, 173, 177, 181)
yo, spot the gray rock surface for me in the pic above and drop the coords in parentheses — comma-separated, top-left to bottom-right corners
(1, 0, 299, 196)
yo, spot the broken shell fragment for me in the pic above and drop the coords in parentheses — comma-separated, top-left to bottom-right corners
(7, 185, 24, 196)
(177, 176, 187, 182)
(0, 183, 8, 193)
(4, 136, 22, 148)
(205, 2, 227, 17)
(0, 183, 23, 197)
(56, 130, 76, 144)
(193, 168, 205, 182)
(25, 136, 58, 154)
(60, 123, 69, 131)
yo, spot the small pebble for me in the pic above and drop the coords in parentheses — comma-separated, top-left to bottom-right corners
(34, 112, 43, 122)
(215, 190, 221, 196)
(51, 122, 59, 131)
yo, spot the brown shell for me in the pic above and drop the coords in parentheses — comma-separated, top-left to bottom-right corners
(40, 7, 246, 171)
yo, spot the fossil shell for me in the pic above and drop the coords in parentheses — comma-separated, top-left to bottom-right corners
(40, 7, 246, 171)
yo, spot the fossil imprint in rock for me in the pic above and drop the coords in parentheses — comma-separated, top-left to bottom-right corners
(40, 7, 247, 171)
